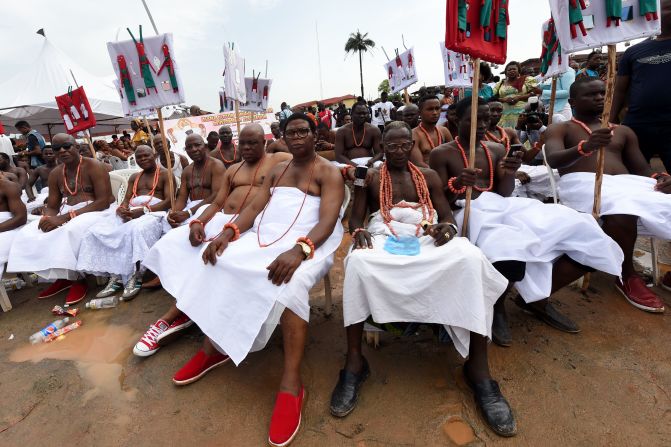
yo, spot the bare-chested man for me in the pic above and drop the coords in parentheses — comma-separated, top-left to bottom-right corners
(0, 153, 30, 200)
(7, 133, 113, 306)
(134, 124, 292, 357)
(266, 122, 290, 153)
(430, 97, 622, 346)
(27, 147, 58, 195)
(142, 114, 343, 447)
(545, 77, 671, 312)
(410, 95, 454, 167)
(206, 131, 219, 151)
(402, 103, 420, 129)
(77, 145, 173, 300)
(334, 102, 383, 167)
(211, 125, 242, 168)
(332, 120, 516, 437)
(485, 101, 521, 155)
(0, 177, 28, 273)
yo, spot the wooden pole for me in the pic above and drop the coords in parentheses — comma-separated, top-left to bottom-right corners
(460, 58, 481, 238)
(83, 131, 96, 158)
(156, 108, 176, 211)
(547, 76, 558, 126)
(403, 88, 410, 105)
(233, 100, 242, 136)
(592, 45, 617, 219)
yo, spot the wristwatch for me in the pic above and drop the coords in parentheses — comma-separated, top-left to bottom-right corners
(446, 223, 459, 236)
(296, 241, 313, 260)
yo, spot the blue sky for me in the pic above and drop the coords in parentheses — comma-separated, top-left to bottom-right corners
(1, 0, 553, 112)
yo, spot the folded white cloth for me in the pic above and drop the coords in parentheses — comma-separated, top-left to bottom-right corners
(513, 165, 559, 201)
(22, 187, 49, 214)
(331, 157, 383, 168)
(7, 201, 114, 280)
(343, 204, 508, 358)
(558, 172, 671, 240)
(143, 187, 344, 365)
(76, 195, 165, 281)
(455, 192, 623, 303)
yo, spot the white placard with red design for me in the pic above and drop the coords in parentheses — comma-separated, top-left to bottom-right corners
(383, 47, 418, 93)
(440, 44, 473, 88)
(239, 77, 272, 112)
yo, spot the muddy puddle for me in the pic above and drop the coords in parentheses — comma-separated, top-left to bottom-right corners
(10, 312, 140, 414)
(442, 416, 476, 445)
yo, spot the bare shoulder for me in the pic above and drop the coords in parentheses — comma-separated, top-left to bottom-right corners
(182, 163, 194, 176)
(439, 126, 453, 139)
(615, 124, 636, 138)
(0, 178, 20, 196)
(336, 124, 351, 136)
(209, 157, 226, 170)
(430, 141, 454, 158)
(483, 141, 506, 159)
(269, 152, 293, 165)
(418, 166, 440, 183)
(546, 121, 569, 135)
(366, 122, 382, 136)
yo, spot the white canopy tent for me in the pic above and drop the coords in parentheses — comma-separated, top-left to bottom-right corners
(0, 37, 128, 139)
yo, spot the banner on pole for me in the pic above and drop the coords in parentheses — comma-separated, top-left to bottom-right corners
(162, 111, 275, 156)
(223, 45, 246, 103)
(539, 18, 570, 81)
(107, 30, 185, 116)
(239, 77, 272, 112)
(55, 86, 97, 134)
(549, 0, 661, 54)
(440, 44, 473, 88)
(383, 47, 418, 94)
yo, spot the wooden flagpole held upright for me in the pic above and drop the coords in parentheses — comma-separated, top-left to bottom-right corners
(156, 108, 176, 211)
(403, 88, 410, 105)
(460, 58, 481, 238)
(592, 44, 617, 219)
(547, 76, 558, 126)
(233, 100, 242, 136)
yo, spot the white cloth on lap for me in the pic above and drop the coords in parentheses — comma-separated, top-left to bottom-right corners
(161, 199, 204, 234)
(143, 187, 344, 365)
(0, 211, 23, 272)
(454, 192, 623, 303)
(22, 187, 49, 214)
(76, 195, 165, 281)
(331, 157, 383, 168)
(343, 204, 508, 358)
(513, 165, 559, 201)
(7, 201, 113, 280)
(558, 172, 671, 240)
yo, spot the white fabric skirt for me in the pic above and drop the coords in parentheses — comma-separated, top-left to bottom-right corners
(0, 211, 23, 272)
(513, 165, 560, 201)
(7, 202, 114, 280)
(558, 172, 671, 240)
(160, 199, 204, 234)
(76, 196, 165, 281)
(455, 192, 623, 303)
(143, 187, 344, 365)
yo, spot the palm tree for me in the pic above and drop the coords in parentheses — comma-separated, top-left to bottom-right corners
(345, 30, 375, 98)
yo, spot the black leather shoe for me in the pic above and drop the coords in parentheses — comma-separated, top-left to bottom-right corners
(492, 307, 512, 347)
(465, 375, 517, 437)
(514, 295, 580, 333)
(329, 357, 370, 418)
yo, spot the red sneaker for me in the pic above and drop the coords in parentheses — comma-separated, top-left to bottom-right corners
(616, 275, 665, 313)
(64, 282, 88, 307)
(133, 319, 169, 357)
(157, 313, 194, 346)
(172, 349, 229, 386)
(662, 272, 671, 293)
(38, 279, 72, 299)
(268, 387, 305, 447)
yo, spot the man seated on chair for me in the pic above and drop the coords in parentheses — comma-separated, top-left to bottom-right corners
(0, 176, 27, 274)
(75, 145, 173, 301)
(211, 125, 242, 168)
(545, 77, 671, 312)
(430, 97, 623, 346)
(142, 115, 342, 447)
(332, 120, 516, 436)
(486, 100, 558, 201)
(156, 135, 189, 180)
(409, 95, 453, 166)
(7, 133, 114, 306)
(334, 101, 383, 168)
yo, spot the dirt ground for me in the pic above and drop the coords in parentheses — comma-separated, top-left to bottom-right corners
(1, 240, 671, 447)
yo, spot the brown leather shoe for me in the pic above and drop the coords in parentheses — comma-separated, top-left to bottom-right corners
(142, 276, 162, 289)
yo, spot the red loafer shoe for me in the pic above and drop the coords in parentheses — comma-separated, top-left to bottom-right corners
(616, 275, 665, 313)
(38, 279, 72, 299)
(64, 282, 88, 307)
(172, 349, 230, 386)
(268, 387, 305, 447)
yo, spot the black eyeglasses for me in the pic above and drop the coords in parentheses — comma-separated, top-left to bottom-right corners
(284, 128, 311, 139)
(385, 142, 413, 153)
(52, 142, 74, 152)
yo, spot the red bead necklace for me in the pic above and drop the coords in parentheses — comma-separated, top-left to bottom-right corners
(379, 161, 434, 238)
(256, 155, 318, 248)
(62, 156, 83, 196)
(418, 123, 443, 149)
(454, 137, 494, 192)
(189, 156, 210, 200)
(571, 117, 616, 135)
(218, 141, 237, 164)
(352, 124, 366, 147)
(485, 126, 510, 156)
(131, 164, 161, 208)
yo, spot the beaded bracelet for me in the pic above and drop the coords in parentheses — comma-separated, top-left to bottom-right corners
(296, 236, 315, 259)
(224, 223, 241, 241)
(651, 172, 670, 180)
(350, 228, 366, 238)
(189, 218, 205, 228)
(576, 140, 593, 157)
(447, 177, 467, 194)
(340, 166, 353, 180)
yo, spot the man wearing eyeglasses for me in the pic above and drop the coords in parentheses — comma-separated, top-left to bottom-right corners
(331, 120, 516, 436)
(334, 102, 383, 168)
(7, 133, 113, 306)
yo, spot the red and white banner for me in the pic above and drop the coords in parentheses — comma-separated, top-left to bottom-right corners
(55, 86, 97, 134)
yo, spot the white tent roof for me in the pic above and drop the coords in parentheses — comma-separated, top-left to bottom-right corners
(0, 38, 128, 138)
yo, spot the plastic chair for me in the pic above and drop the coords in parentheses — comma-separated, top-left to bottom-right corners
(0, 264, 12, 312)
(127, 153, 139, 169)
(109, 172, 127, 205)
(109, 156, 129, 171)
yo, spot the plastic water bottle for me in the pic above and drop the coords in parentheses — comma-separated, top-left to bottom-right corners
(85, 296, 119, 310)
(29, 318, 70, 344)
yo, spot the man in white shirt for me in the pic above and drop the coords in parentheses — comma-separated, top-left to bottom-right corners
(371, 92, 395, 133)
